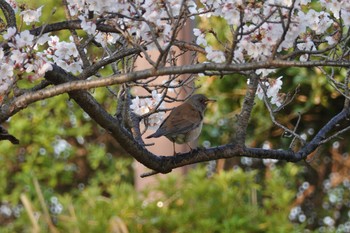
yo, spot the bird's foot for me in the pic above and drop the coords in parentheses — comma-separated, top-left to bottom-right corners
(189, 147, 201, 154)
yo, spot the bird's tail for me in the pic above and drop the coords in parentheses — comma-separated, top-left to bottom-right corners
(145, 130, 162, 139)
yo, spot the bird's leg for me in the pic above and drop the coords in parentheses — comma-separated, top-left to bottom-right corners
(186, 143, 194, 153)
(173, 142, 176, 156)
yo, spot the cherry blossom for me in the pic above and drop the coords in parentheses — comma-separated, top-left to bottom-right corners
(130, 90, 166, 128)
(20, 6, 43, 25)
(267, 77, 283, 99)
(0, 63, 13, 78)
(205, 46, 226, 63)
(3, 27, 16, 40)
(256, 77, 284, 107)
(320, 0, 342, 19)
(10, 49, 27, 64)
(47, 35, 60, 48)
(271, 93, 284, 107)
(44, 36, 82, 74)
(36, 34, 51, 46)
(193, 28, 207, 46)
(79, 15, 97, 35)
(25, 58, 53, 80)
(12, 30, 34, 48)
(0, 63, 14, 95)
(95, 32, 120, 48)
(297, 37, 316, 62)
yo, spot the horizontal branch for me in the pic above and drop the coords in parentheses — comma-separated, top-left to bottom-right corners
(162, 145, 296, 169)
(0, 59, 347, 124)
(142, 106, 350, 176)
(10, 59, 350, 110)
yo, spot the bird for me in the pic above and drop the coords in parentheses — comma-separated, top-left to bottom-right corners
(146, 94, 215, 155)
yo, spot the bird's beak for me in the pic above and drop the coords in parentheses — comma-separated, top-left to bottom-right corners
(205, 99, 216, 104)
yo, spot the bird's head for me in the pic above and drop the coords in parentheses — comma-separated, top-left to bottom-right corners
(187, 94, 216, 112)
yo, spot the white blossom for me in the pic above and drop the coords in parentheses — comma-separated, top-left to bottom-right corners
(79, 15, 97, 35)
(95, 32, 120, 47)
(266, 76, 283, 98)
(0, 63, 14, 78)
(14, 30, 34, 48)
(0, 63, 14, 95)
(20, 6, 43, 25)
(10, 49, 27, 64)
(3, 27, 16, 40)
(256, 76, 284, 107)
(25, 58, 52, 80)
(0, 48, 4, 60)
(205, 46, 226, 63)
(130, 91, 166, 128)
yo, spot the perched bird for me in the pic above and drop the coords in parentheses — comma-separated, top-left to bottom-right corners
(146, 94, 215, 155)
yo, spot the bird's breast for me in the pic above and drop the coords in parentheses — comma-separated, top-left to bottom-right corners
(168, 122, 203, 144)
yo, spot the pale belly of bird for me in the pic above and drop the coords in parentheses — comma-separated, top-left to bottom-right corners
(167, 123, 203, 144)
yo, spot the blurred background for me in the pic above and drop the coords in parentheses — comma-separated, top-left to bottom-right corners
(1, 1, 350, 232)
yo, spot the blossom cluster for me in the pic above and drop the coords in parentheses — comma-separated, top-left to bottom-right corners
(193, 0, 350, 105)
(0, 4, 86, 96)
(45, 35, 83, 74)
(0, 26, 53, 95)
(67, 0, 197, 49)
(130, 90, 165, 129)
(194, 0, 350, 64)
(0, 26, 83, 94)
(256, 76, 284, 107)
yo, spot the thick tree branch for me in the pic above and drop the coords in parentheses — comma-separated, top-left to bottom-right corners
(0, 0, 16, 28)
(234, 72, 258, 145)
(42, 66, 171, 173)
(294, 106, 350, 161)
(141, 105, 350, 176)
(2, 64, 350, 176)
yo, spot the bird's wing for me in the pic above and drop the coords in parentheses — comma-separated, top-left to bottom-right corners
(159, 102, 202, 136)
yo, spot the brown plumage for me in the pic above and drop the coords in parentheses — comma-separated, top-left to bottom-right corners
(146, 94, 215, 154)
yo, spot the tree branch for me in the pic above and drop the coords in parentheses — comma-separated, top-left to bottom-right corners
(42, 65, 171, 173)
(294, 106, 350, 161)
(234, 72, 258, 145)
(1, 59, 350, 124)
(29, 20, 120, 36)
(2, 65, 350, 176)
(0, 0, 16, 28)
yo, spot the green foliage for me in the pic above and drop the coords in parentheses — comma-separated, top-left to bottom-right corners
(67, 166, 304, 232)
(1, 164, 307, 232)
